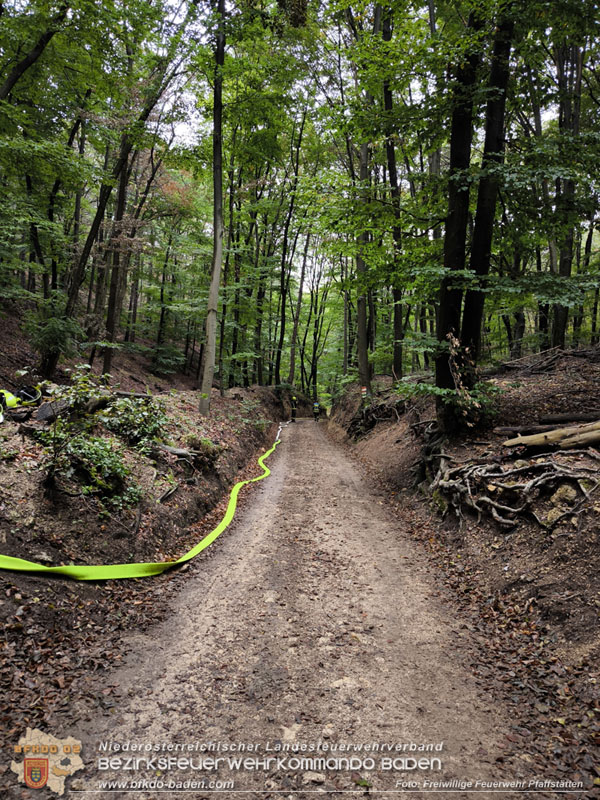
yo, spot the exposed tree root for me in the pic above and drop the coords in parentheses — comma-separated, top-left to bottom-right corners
(430, 449, 600, 530)
(347, 398, 406, 438)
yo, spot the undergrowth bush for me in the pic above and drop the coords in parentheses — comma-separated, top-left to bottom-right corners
(36, 422, 141, 513)
(98, 397, 168, 453)
(33, 365, 147, 514)
(394, 378, 503, 427)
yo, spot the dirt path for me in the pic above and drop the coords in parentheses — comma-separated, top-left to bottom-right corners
(73, 421, 511, 798)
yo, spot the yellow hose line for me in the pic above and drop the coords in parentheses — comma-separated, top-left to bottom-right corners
(0, 438, 281, 581)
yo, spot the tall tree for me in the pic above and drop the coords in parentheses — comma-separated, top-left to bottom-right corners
(460, 11, 515, 366)
(434, 10, 483, 429)
(199, 0, 226, 415)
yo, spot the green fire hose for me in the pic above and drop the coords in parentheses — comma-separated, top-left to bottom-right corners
(0, 435, 281, 581)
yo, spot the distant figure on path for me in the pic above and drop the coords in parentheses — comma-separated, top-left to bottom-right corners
(291, 395, 297, 423)
(313, 400, 320, 422)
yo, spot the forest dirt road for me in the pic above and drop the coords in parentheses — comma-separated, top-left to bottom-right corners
(75, 420, 511, 799)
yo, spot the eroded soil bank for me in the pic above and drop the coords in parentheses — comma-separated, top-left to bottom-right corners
(13, 419, 562, 799)
(0, 387, 285, 794)
(330, 366, 600, 796)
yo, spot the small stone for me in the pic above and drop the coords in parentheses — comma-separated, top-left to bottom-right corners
(33, 551, 54, 564)
(303, 772, 325, 784)
(545, 507, 564, 526)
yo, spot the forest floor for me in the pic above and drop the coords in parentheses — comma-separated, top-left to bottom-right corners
(0, 309, 598, 798)
(6, 421, 531, 800)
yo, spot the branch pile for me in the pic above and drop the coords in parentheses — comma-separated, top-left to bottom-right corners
(431, 450, 600, 529)
(495, 344, 600, 375)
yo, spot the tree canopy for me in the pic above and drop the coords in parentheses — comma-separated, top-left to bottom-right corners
(1, 0, 599, 426)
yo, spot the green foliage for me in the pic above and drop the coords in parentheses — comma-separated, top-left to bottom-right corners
(99, 397, 168, 453)
(25, 309, 83, 365)
(1, 0, 600, 427)
(0, 445, 19, 461)
(394, 378, 503, 429)
(33, 366, 146, 513)
(152, 342, 186, 375)
(239, 398, 272, 432)
(54, 363, 108, 409)
(36, 421, 141, 513)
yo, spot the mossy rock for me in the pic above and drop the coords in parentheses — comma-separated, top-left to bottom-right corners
(550, 483, 578, 507)
(545, 507, 565, 526)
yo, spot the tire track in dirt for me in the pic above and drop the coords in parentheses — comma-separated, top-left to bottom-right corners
(72, 421, 509, 799)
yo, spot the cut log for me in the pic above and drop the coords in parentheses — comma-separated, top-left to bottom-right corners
(114, 391, 154, 399)
(504, 420, 600, 448)
(560, 430, 600, 449)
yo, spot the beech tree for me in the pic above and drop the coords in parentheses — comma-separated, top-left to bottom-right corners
(0, 0, 598, 427)
(199, 0, 226, 415)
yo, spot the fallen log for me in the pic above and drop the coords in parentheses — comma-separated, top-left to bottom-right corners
(154, 443, 202, 459)
(36, 391, 152, 422)
(504, 420, 600, 449)
(561, 430, 600, 449)
(494, 424, 558, 436)
(114, 391, 154, 399)
(538, 412, 600, 424)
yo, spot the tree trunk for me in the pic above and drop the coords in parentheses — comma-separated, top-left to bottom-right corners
(274, 112, 306, 387)
(591, 287, 599, 345)
(199, 0, 226, 415)
(154, 238, 173, 356)
(356, 142, 371, 396)
(218, 130, 237, 395)
(102, 162, 129, 376)
(287, 232, 310, 386)
(392, 289, 404, 379)
(124, 258, 140, 343)
(551, 43, 583, 348)
(460, 14, 514, 366)
(435, 11, 483, 429)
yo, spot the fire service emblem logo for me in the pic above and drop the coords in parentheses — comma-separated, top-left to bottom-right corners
(24, 758, 49, 789)
(12, 728, 83, 795)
